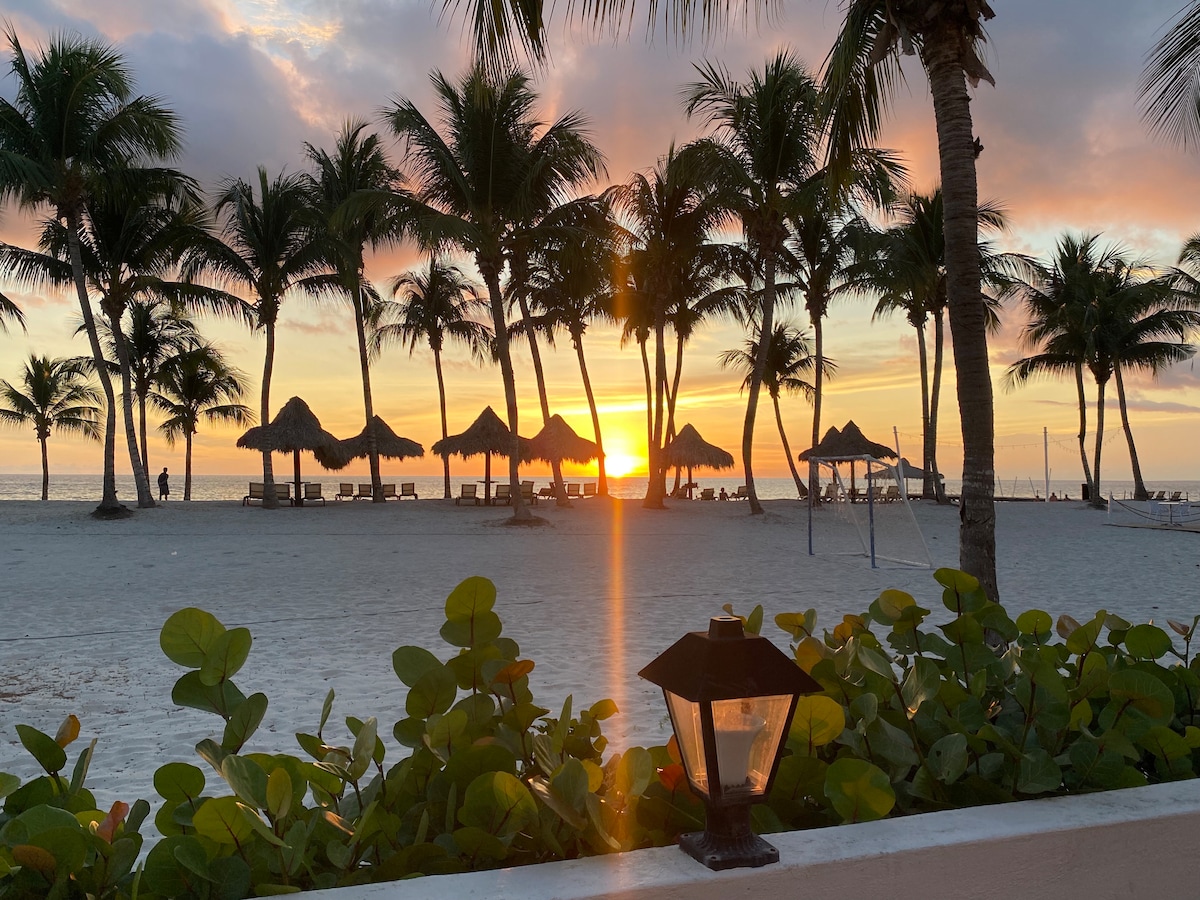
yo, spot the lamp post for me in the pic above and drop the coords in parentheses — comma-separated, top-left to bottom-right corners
(639, 615, 820, 870)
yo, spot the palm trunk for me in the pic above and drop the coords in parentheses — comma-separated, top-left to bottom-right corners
(352, 282, 382, 503)
(64, 213, 121, 514)
(923, 31, 997, 600)
(809, 309, 825, 500)
(773, 392, 806, 498)
(434, 343, 452, 499)
(261, 320, 279, 509)
(1074, 363, 1094, 500)
(138, 391, 150, 477)
(184, 430, 194, 501)
(742, 253, 777, 515)
(39, 434, 49, 501)
(482, 264, 529, 520)
(930, 304, 947, 503)
(574, 332, 607, 495)
(916, 318, 933, 499)
(515, 291, 566, 504)
(1114, 366, 1148, 500)
(1091, 378, 1107, 509)
(667, 333, 684, 496)
(110, 318, 155, 507)
(644, 308, 668, 509)
(640, 335, 652, 464)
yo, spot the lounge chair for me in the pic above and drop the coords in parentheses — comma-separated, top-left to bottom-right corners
(883, 485, 900, 503)
(1169, 491, 1183, 502)
(566, 483, 582, 499)
(582, 483, 597, 498)
(494, 483, 512, 505)
(822, 483, 839, 502)
(381, 484, 397, 500)
(354, 484, 372, 500)
(400, 482, 418, 500)
(336, 483, 355, 500)
(869, 485, 884, 502)
(537, 484, 554, 499)
(1150, 490, 1166, 501)
(733, 485, 749, 500)
(456, 484, 480, 506)
(245, 482, 293, 506)
(303, 483, 326, 506)
(519, 482, 537, 505)
(699, 487, 716, 501)
(275, 484, 292, 504)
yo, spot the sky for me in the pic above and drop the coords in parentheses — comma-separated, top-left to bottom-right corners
(2, 0, 1199, 486)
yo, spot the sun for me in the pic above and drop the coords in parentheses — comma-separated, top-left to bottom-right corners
(603, 451, 644, 478)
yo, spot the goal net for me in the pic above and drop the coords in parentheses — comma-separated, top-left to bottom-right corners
(806, 457, 932, 568)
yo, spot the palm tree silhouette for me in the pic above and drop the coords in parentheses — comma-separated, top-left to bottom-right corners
(0, 355, 101, 500)
(373, 257, 492, 499)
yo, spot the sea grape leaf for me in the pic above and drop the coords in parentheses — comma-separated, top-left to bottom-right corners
(318, 689, 335, 734)
(1108, 669, 1175, 725)
(458, 771, 537, 837)
(789, 696, 845, 753)
(927, 733, 969, 783)
(445, 576, 497, 620)
(824, 759, 894, 823)
(192, 796, 255, 845)
(54, 715, 80, 749)
(154, 763, 205, 803)
(1016, 749, 1061, 794)
(0, 772, 21, 801)
(1016, 609, 1053, 639)
(452, 826, 508, 861)
(406, 664, 458, 718)
(16, 725, 67, 775)
(266, 768, 293, 821)
(901, 657, 942, 717)
(199, 627, 253, 687)
(441, 611, 503, 649)
(171, 671, 246, 719)
(1065, 612, 1106, 656)
(220, 755, 268, 809)
(1123, 625, 1173, 661)
(613, 747, 653, 798)
(348, 717, 378, 781)
(392, 646, 442, 687)
(444, 744, 518, 795)
(160, 608, 226, 668)
(223, 692, 268, 753)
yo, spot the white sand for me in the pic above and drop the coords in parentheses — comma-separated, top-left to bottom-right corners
(1, 498, 1197, 811)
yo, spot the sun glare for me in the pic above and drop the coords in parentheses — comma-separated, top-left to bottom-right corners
(603, 451, 644, 478)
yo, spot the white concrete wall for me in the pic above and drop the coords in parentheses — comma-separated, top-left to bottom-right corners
(307, 781, 1200, 900)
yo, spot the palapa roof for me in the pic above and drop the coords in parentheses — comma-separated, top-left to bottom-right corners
(799, 420, 896, 462)
(431, 406, 529, 459)
(316, 416, 424, 470)
(525, 414, 598, 464)
(237, 396, 341, 456)
(663, 423, 734, 470)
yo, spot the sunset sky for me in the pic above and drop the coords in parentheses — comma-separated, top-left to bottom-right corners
(2, 0, 1199, 485)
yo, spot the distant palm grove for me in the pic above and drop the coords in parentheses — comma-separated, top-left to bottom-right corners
(3, 0, 1200, 599)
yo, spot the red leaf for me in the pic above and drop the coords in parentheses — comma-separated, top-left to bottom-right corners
(95, 801, 130, 844)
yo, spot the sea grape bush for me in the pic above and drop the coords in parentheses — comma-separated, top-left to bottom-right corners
(3, 570, 1200, 897)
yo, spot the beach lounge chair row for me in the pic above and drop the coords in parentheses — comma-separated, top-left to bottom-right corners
(455, 480, 600, 505)
(1149, 491, 1186, 502)
(243, 482, 293, 506)
(334, 483, 417, 501)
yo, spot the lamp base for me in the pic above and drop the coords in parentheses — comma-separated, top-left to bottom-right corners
(678, 804, 779, 870)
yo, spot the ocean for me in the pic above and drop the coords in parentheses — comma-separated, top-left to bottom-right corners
(1, 472, 1196, 503)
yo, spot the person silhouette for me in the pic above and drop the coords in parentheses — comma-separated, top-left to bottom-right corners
(158, 467, 170, 500)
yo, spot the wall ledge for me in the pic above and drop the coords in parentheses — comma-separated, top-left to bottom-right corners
(307, 780, 1200, 900)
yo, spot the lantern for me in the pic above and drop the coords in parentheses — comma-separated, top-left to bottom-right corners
(639, 615, 820, 870)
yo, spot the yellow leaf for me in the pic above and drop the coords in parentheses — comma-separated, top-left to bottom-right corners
(795, 637, 827, 673)
(54, 715, 80, 749)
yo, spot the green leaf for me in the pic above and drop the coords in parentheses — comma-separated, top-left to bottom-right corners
(440, 611, 503, 649)
(265, 767, 293, 821)
(901, 657, 942, 717)
(444, 744, 518, 795)
(877, 589, 917, 621)
(613, 747, 653, 797)
(237, 802, 285, 846)
(160, 608, 225, 668)
(1138, 725, 1192, 761)
(1065, 612, 1106, 656)
(143, 835, 210, 896)
(0, 772, 21, 801)
(824, 759, 895, 823)
(854, 642, 895, 681)
(934, 568, 986, 613)
(445, 576, 497, 620)
(452, 825, 509, 861)
(192, 796, 256, 845)
(171, 671, 246, 718)
(318, 689, 335, 734)
(788, 696, 845, 753)
(589, 699, 618, 720)
(392, 646, 443, 687)
(406, 664, 459, 718)
(223, 691, 268, 753)
(349, 717, 378, 781)
(199, 627, 253, 687)
(1016, 609, 1052, 638)
(927, 734, 969, 783)
(16, 725, 67, 775)
(220, 755, 268, 808)
(153, 763, 205, 803)
(745, 605, 764, 636)
(1017, 749, 1061, 794)
(1108, 668, 1175, 725)
(459, 771, 538, 837)
(1123, 625, 1173, 661)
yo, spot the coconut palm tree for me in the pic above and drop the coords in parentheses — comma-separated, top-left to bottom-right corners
(382, 67, 604, 520)
(372, 257, 492, 498)
(183, 168, 329, 509)
(0, 27, 183, 515)
(605, 144, 735, 507)
(305, 120, 406, 502)
(720, 322, 832, 498)
(0, 355, 101, 500)
(0, 291, 24, 331)
(151, 343, 253, 501)
(1140, 2, 1200, 148)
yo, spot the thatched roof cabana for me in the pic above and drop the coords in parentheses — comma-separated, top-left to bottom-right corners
(663, 424, 734, 470)
(431, 406, 529, 502)
(525, 415, 598, 465)
(316, 416, 424, 470)
(237, 397, 341, 505)
(798, 420, 897, 495)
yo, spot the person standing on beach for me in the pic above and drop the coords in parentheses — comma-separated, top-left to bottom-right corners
(158, 467, 170, 501)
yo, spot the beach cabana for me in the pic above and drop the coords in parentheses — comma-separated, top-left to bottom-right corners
(897, 457, 944, 497)
(800, 421, 896, 494)
(663, 423, 734, 498)
(525, 415, 598, 504)
(237, 397, 341, 507)
(317, 416, 425, 472)
(432, 406, 529, 504)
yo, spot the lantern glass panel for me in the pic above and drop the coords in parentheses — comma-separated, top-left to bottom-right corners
(711, 696, 792, 799)
(665, 691, 706, 791)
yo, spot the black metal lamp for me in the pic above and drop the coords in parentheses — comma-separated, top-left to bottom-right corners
(639, 615, 821, 871)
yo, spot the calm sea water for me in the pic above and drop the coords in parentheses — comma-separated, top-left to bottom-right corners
(1, 472, 1196, 503)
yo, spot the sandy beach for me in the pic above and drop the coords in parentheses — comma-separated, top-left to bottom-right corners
(2, 497, 1198, 813)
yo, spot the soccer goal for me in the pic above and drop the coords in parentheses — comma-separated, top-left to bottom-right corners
(806, 455, 932, 568)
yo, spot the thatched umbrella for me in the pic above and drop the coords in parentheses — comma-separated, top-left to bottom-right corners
(316, 416, 424, 471)
(663, 423, 734, 498)
(525, 415, 599, 504)
(431, 406, 529, 503)
(237, 397, 341, 506)
(799, 421, 896, 494)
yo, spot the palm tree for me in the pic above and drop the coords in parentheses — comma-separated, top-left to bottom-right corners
(720, 322, 831, 498)
(684, 51, 824, 514)
(1140, 2, 1200, 148)
(0, 290, 24, 331)
(373, 257, 492, 498)
(606, 145, 735, 507)
(0, 28, 183, 515)
(184, 168, 328, 509)
(382, 67, 604, 520)
(0, 355, 101, 500)
(305, 120, 406, 502)
(151, 343, 253, 501)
